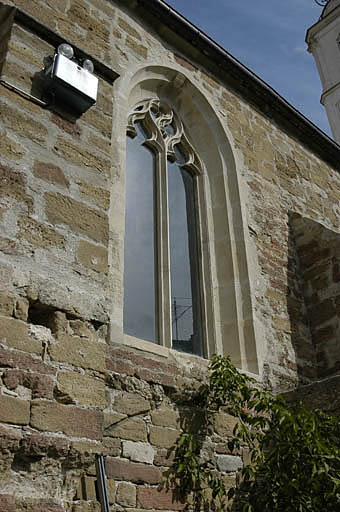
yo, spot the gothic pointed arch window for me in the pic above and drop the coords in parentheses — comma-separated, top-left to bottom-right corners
(124, 99, 203, 355)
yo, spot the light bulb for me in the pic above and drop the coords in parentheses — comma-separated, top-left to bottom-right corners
(82, 59, 94, 73)
(57, 43, 74, 59)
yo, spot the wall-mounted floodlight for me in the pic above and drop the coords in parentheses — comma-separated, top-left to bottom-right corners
(44, 43, 98, 114)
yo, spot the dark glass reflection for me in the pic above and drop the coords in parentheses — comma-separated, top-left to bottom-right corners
(168, 149, 202, 355)
(124, 126, 158, 343)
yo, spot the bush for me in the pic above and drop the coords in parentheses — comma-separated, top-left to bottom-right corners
(166, 355, 340, 511)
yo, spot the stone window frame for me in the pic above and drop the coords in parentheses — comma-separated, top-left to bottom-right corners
(124, 97, 206, 355)
(111, 64, 260, 375)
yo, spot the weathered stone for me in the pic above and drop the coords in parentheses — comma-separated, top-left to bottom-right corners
(45, 192, 109, 243)
(0, 292, 15, 317)
(57, 371, 107, 408)
(125, 36, 148, 58)
(149, 425, 180, 449)
(105, 457, 160, 484)
(18, 217, 66, 249)
(122, 441, 155, 464)
(77, 182, 110, 210)
(214, 413, 238, 437)
(116, 482, 136, 507)
(3, 370, 54, 399)
(69, 320, 94, 338)
(33, 161, 69, 188)
(106, 417, 147, 442)
(0, 316, 42, 354)
(30, 402, 103, 440)
(21, 432, 70, 457)
(0, 132, 25, 161)
(0, 494, 15, 512)
(0, 164, 33, 211)
(106, 479, 116, 504)
(114, 393, 151, 416)
(216, 455, 243, 473)
(53, 137, 111, 175)
(49, 334, 105, 372)
(103, 437, 121, 457)
(104, 412, 127, 428)
(83, 476, 97, 500)
(14, 298, 29, 321)
(77, 240, 108, 273)
(118, 18, 141, 40)
(151, 407, 180, 428)
(0, 102, 48, 144)
(137, 487, 185, 510)
(0, 395, 30, 425)
(0, 348, 56, 375)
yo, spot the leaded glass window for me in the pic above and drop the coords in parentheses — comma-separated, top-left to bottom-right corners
(124, 99, 203, 355)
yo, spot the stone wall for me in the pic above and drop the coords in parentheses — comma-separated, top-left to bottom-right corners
(1, 0, 340, 510)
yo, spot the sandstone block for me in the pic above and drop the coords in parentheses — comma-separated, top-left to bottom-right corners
(137, 487, 185, 510)
(114, 392, 151, 416)
(151, 407, 180, 428)
(77, 182, 110, 211)
(33, 161, 69, 188)
(18, 217, 66, 249)
(214, 413, 238, 437)
(0, 348, 56, 375)
(77, 240, 108, 273)
(103, 437, 121, 457)
(0, 395, 30, 425)
(106, 479, 116, 504)
(116, 482, 136, 507)
(0, 132, 25, 161)
(82, 109, 112, 140)
(49, 334, 105, 372)
(14, 298, 29, 321)
(149, 425, 180, 449)
(122, 441, 155, 464)
(54, 137, 111, 174)
(0, 164, 33, 211)
(69, 320, 94, 338)
(104, 412, 127, 429)
(30, 402, 103, 440)
(21, 432, 70, 458)
(0, 315, 42, 354)
(1, 102, 48, 144)
(0, 291, 15, 317)
(57, 371, 107, 408)
(105, 457, 160, 484)
(126, 36, 147, 58)
(216, 455, 243, 473)
(46, 192, 109, 244)
(0, 494, 15, 512)
(118, 18, 141, 40)
(83, 476, 97, 500)
(3, 370, 54, 399)
(105, 417, 147, 442)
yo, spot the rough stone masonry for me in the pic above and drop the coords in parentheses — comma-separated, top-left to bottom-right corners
(1, 0, 340, 510)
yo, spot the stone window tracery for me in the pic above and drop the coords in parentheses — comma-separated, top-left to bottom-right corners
(124, 98, 203, 355)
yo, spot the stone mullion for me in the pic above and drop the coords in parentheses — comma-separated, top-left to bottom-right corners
(156, 150, 172, 348)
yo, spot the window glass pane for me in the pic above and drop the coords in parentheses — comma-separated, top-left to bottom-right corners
(168, 151, 202, 355)
(124, 126, 158, 343)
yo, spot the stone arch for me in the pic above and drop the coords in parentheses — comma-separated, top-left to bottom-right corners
(110, 63, 259, 374)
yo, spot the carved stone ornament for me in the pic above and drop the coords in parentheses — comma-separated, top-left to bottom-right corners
(127, 98, 203, 175)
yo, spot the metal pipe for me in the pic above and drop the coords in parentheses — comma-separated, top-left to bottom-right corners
(0, 78, 48, 107)
(95, 455, 110, 512)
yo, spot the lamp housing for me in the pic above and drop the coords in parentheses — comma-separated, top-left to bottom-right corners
(44, 51, 98, 114)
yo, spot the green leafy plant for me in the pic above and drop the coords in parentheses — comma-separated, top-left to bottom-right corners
(165, 355, 340, 511)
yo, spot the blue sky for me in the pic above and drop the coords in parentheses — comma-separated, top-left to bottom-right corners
(165, 0, 331, 137)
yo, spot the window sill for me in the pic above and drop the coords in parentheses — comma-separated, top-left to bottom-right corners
(122, 333, 170, 358)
